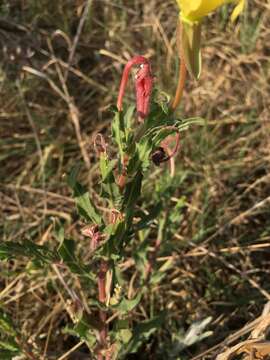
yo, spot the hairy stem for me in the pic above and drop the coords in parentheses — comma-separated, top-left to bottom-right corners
(98, 260, 109, 360)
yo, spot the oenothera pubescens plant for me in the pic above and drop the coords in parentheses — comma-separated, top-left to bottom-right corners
(64, 55, 201, 359)
(0, 52, 190, 357)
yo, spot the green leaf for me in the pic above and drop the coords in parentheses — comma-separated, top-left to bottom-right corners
(124, 105, 136, 132)
(112, 111, 125, 163)
(89, 298, 108, 311)
(68, 166, 102, 225)
(58, 239, 94, 281)
(103, 220, 128, 257)
(0, 340, 20, 352)
(135, 204, 162, 231)
(133, 238, 149, 276)
(0, 349, 20, 360)
(175, 117, 205, 132)
(118, 329, 132, 344)
(54, 222, 65, 243)
(113, 105, 135, 149)
(126, 312, 166, 353)
(169, 197, 186, 223)
(114, 319, 133, 345)
(73, 315, 100, 340)
(0, 310, 17, 337)
(136, 140, 152, 169)
(63, 316, 98, 347)
(99, 154, 122, 206)
(154, 90, 171, 115)
(0, 241, 57, 265)
(76, 187, 102, 224)
(151, 127, 177, 146)
(112, 293, 141, 314)
(123, 171, 143, 214)
(100, 155, 116, 182)
(127, 136, 154, 174)
(150, 259, 174, 285)
(115, 319, 129, 330)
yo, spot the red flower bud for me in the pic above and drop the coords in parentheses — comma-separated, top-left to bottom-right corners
(135, 62, 153, 120)
(117, 55, 153, 121)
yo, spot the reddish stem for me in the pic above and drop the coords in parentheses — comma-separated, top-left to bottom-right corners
(97, 260, 109, 360)
(163, 132, 180, 161)
(117, 154, 129, 190)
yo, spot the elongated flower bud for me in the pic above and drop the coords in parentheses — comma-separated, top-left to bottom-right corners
(117, 55, 148, 112)
(135, 62, 153, 120)
(117, 56, 153, 120)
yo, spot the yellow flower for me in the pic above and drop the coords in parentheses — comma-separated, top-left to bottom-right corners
(175, 0, 246, 79)
(176, 0, 245, 23)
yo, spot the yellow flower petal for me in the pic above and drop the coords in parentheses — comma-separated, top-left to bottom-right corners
(176, 0, 245, 23)
(231, 0, 245, 22)
(177, 0, 230, 22)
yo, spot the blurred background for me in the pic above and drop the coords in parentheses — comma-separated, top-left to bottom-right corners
(0, 0, 270, 359)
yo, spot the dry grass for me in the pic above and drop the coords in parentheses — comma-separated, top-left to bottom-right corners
(0, 0, 270, 359)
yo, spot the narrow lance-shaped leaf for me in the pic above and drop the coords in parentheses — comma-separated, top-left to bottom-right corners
(58, 238, 95, 282)
(68, 166, 102, 225)
(125, 312, 166, 354)
(123, 171, 143, 222)
(112, 111, 125, 164)
(111, 293, 142, 315)
(99, 154, 122, 206)
(0, 240, 57, 264)
(0, 309, 17, 337)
